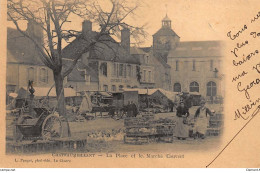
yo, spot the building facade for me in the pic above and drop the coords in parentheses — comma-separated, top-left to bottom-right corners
(6, 25, 54, 95)
(130, 47, 155, 89)
(152, 14, 180, 63)
(62, 21, 141, 92)
(150, 14, 224, 99)
(167, 41, 224, 99)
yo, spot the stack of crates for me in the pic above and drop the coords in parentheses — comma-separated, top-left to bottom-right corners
(207, 113, 223, 136)
(124, 115, 156, 144)
(155, 118, 176, 142)
(124, 116, 177, 144)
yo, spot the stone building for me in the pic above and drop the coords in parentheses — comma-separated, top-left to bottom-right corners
(152, 14, 180, 63)
(167, 41, 224, 99)
(139, 47, 172, 91)
(62, 21, 141, 92)
(150, 14, 224, 99)
(6, 23, 54, 95)
(130, 47, 155, 89)
(152, 14, 224, 99)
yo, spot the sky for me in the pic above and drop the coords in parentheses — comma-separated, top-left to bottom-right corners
(7, 0, 255, 47)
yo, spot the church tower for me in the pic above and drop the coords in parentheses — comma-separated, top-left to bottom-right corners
(162, 14, 171, 28)
(153, 14, 180, 62)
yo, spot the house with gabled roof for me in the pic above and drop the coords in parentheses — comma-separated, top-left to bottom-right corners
(6, 24, 54, 95)
(62, 21, 141, 92)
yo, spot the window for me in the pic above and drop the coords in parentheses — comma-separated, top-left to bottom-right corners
(176, 60, 179, 71)
(103, 85, 108, 92)
(127, 65, 132, 77)
(148, 71, 151, 82)
(143, 70, 146, 81)
(123, 64, 126, 78)
(119, 85, 124, 91)
(113, 63, 117, 76)
(112, 85, 116, 91)
(100, 62, 107, 76)
(119, 64, 124, 76)
(173, 83, 181, 92)
(40, 68, 48, 83)
(146, 55, 149, 64)
(210, 60, 214, 71)
(165, 73, 169, 82)
(192, 60, 196, 71)
(27, 67, 35, 81)
(190, 81, 199, 92)
(207, 81, 217, 96)
(127, 85, 131, 88)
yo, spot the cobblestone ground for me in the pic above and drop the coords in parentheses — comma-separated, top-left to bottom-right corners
(6, 103, 223, 153)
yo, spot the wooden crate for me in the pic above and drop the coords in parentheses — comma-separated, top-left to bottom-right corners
(124, 135, 150, 144)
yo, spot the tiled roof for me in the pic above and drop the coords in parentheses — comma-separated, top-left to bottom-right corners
(153, 52, 171, 68)
(138, 47, 171, 68)
(168, 40, 224, 58)
(7, 28, 44, 65)
(130, 47, 147, 55)
(62, 33, 140, 64)
(153, 27, 180, 37)
(63, 59, 98, 82)
(139, 47, 152, 53)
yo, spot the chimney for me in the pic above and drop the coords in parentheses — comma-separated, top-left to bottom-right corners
(121, 28, 130, 54)
(26, 21, 43, 44)
(82, 20, 92, 37)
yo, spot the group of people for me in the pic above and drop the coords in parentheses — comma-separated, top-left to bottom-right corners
(175, 96, 215, 140)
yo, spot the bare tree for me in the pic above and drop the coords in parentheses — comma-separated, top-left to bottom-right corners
(8, 0, 145, 137)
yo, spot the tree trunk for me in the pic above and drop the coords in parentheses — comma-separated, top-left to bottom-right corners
(53, 71, 71, 138)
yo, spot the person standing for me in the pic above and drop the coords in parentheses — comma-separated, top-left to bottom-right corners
(175, 101, 190, 140)
(126, 101, 133, 117)
(194, 100, 214, 139)
(184, 93, 193, 109)
(130, 101, 138, 117)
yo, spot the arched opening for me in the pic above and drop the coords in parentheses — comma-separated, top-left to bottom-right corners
(189, 81, 199, 92)
(119, 85, 124, 91)
(173, 83, 181, 92)
(207, 81, 217, 96)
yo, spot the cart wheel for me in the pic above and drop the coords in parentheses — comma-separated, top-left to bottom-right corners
(42, 114, 62, 140)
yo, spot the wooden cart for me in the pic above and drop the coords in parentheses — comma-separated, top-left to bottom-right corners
(15, 108, 62, 141)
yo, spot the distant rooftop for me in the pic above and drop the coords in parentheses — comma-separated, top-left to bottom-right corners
(168, 40, 224, 58)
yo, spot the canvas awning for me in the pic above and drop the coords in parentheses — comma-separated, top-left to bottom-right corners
(17, 87, 77, 99)
(8, 92, 18, 98)
(123, 88, 158, 95)
(123, 88, 178, 102)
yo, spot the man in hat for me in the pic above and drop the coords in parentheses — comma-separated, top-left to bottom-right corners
(194, 99, 215, 139)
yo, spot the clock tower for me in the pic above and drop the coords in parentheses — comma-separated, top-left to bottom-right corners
(153, 14, 180, 62)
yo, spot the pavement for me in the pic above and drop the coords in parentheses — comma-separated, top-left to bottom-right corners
(6, 103, 223, 153)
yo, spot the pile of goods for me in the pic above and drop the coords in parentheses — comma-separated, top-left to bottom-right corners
(87, 129, 125, 142)
(207, 113, 223, 136)
(124, 114, 176, 144)
(154, 118, 176, 136)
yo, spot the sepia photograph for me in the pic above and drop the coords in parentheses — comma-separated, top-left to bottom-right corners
(5, 0, 224, 155)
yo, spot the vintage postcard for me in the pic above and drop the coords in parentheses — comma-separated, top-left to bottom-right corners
(0, 0, 260, 168)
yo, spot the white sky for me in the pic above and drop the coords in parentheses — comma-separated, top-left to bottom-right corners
(7, 0, 254, 47)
